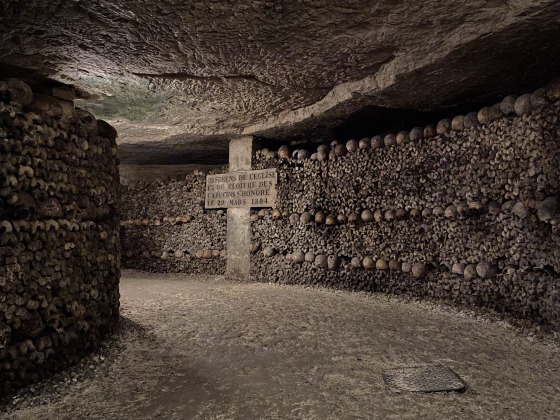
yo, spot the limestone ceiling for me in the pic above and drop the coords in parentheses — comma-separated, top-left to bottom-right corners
(1, 0, 560, 164)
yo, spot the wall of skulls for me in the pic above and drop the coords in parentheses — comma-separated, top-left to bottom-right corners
(252, 78, 560, 331)
(120, 172, 227, 274)
(0, 79, 120, 393)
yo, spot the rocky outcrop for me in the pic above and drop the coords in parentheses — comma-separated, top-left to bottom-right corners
(1, 1, 560, 162)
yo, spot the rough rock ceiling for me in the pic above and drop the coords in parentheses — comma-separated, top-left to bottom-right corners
(1, 0, 560, 164)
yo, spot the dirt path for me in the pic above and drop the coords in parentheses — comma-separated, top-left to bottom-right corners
(3, 270, 560, 419)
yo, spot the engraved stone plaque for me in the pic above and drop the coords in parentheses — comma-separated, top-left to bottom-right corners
(205, 168, 277, 209)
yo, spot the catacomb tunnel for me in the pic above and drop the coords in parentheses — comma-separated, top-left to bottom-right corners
(1, 1, 560, 418)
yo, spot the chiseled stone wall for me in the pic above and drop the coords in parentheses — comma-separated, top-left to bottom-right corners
(0, 79, 120, 393)
(251, 79, 560, 330)
(120, 172, 227, 274)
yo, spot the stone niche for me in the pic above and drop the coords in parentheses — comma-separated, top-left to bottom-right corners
(252, 78, 560, 331)
(0, 79, 120, 393)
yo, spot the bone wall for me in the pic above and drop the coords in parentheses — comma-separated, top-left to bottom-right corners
(251, 79, 560, 330)
(120, 173, 227, 274)
(0, 79, 120, 393)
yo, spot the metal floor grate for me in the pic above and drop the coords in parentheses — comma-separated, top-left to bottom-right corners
(382, 365, 466, 393)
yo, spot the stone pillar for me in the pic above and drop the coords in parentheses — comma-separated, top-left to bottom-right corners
(226, 136, 257, 278)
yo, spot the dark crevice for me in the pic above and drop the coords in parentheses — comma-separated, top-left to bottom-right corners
(331, 106, 450, 141)
(118, 136, 230, 165)
(257, 102, 479, 150)
(0, 63, 93, 99)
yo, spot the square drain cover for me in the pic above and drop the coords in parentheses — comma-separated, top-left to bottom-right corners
(382, 365, 465, 393)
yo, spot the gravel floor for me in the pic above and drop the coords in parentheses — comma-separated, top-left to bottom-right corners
(2, 270, 560, 419)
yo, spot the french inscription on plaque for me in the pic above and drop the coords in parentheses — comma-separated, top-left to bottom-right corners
(205, 168, 277, 209)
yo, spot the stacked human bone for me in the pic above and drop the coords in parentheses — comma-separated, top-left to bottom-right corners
(120, 172, 226, 274)
(252, 78, 560, 330)
(0, 79, 120, 393)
